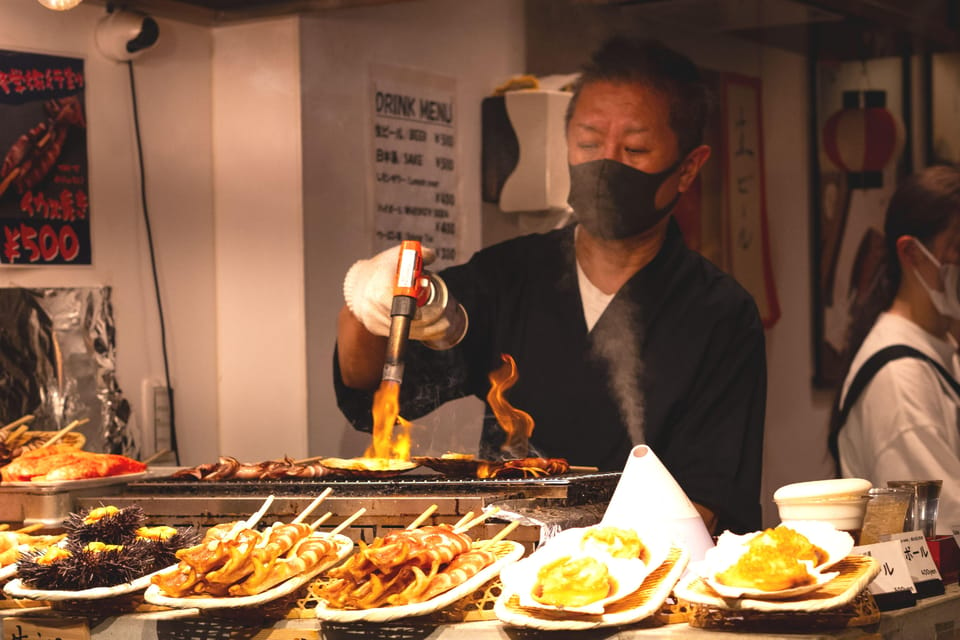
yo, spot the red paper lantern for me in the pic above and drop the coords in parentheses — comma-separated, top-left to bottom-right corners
(821, 90, 902, 188)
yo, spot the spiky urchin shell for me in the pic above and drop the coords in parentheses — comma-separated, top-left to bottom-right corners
(64, 505, 146, 545)
(20, 543, 151, 590)
(16, 547, 74, 591)
(136, 527, 202, 573)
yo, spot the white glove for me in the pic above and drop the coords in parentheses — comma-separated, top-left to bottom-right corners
(343, 245, 452, 342)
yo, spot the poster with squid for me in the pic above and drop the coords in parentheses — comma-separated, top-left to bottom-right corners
(0, 49, 89, 265)
(812, 57, 907, 387)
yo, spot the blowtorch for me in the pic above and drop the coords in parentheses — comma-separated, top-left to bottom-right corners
(382, 240, 429, 385)
(381, 240, 468, 385)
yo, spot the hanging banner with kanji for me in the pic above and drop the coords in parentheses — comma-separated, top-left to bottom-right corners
(0, 49, 89, 265)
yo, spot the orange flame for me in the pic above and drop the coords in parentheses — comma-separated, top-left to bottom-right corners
(365, 380, 412, 460)
(486, 353, 534, 458)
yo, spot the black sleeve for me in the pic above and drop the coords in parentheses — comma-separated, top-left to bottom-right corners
(659, 295, 767, 534)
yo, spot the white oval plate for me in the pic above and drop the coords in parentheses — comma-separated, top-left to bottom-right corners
(0, 563, 18, 582)
(4, 569, 160, 601)
(144, 532, 353, 609)
(313, 540, 525, 623)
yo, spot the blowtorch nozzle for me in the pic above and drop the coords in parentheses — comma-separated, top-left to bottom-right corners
(382, 241, 427, 384)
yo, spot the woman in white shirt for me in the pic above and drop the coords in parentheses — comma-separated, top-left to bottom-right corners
(829, 165, 960, 536)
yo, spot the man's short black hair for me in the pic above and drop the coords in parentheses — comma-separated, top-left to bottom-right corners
(565, 37, 713, 155)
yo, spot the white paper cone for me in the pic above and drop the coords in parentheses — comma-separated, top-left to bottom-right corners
(602, 445, 715, 561)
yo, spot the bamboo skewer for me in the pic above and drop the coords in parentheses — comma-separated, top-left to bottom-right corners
(454, 507, 501, 534)
(292, 488, 334, 524)
(0, 415, 34, 435)
(233, 494, 275, 536)
(309, 512, 333, 531)
(40, 418, 89, 449)
(15, 523, 45, 535)
(484, 520, 521, 548)
(7, 425, 29, 447)
(330, 507, 366, 536)
(453, 511, 475, 529)
(405, 504, 438, 530)
(291, 455, 326, 465)
(141, 449, 171, 465)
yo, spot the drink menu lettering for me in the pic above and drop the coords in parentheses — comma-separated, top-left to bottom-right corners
(369, 64, 459, 267)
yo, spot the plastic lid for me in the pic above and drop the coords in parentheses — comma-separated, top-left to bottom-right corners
(773, 478, 872, 502)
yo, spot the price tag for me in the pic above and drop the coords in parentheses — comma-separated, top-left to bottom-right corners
(252, 631, 320, 640)
(882, 530, 943, 583)
(853, 540, 916, 595)
(4, 617, 89, 640)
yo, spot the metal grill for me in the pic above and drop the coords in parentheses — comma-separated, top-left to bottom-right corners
(73, 471, 622, 548)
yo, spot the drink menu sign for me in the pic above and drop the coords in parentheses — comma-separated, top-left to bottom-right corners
(369, 64, 459, 267)
(0, 50, 90, 265)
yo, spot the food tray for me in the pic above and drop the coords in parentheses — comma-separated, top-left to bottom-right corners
(143, 532, 354, 610)
(1, 470, 149, 489)
(311, 539, 525, 623)
(493, 544, 689, 631)
(674, 554, 880, 613)
(686, 589, 881, 631)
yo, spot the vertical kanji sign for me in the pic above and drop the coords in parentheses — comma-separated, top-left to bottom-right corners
(0, 50, 90, 265)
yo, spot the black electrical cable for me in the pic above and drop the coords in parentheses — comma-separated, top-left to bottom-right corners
(126, 60, 179, 465)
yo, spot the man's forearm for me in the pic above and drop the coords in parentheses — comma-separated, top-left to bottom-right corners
(336, 305, 387, 390)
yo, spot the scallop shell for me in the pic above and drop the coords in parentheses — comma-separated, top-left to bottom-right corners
(498, 524, 669, 615)
(698, 520, 853, 600)
(500, 549, 648, 615)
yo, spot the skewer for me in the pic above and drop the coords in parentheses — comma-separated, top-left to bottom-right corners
(0, 415, 34, 435)
(291, 455, 326, 465)
(7, 425, 30, 447)
(330, 507, 366, 536)
(39, 418, 89, 448)
(0, 167, 20, 200)
(226, 494, 276, 538)
(141, 449, 171, 465)
(453, 511, 475, 529)
(292, 488, 334, 524)
(567, 465, 600, 473)
(453, 507, 501, 534)
(405, 504, 438, 530)
(0, 524, 9, 532)
(483, 520, 521, 548)
(309, 511, 333, 530)
(15, 523, 45, 535)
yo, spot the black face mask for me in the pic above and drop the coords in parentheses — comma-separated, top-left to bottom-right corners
(568, 158, 682, 240)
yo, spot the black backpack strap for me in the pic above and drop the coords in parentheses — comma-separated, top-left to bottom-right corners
(828, 344, 960, 473)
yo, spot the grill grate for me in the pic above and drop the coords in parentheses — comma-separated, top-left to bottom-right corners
(122, 471, 621, 505)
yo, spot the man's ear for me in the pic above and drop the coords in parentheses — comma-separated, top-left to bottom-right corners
(896, 235, 919, 268)
(677, 144, 711, 193)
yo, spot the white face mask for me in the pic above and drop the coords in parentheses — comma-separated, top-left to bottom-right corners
(912, 239, 960, 320)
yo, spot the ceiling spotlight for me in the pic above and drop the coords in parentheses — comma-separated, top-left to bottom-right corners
(37, 0, 84, 10)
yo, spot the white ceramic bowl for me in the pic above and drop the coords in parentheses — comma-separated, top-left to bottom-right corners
(773, 478, 871, 531)
(775, 496, 870, 531)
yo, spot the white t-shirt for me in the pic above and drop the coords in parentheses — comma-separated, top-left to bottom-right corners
(576, 259, 614, 332)
(838, 312, 960, 535)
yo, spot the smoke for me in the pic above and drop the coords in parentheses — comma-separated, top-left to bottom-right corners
(589, 299, 646, 447)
